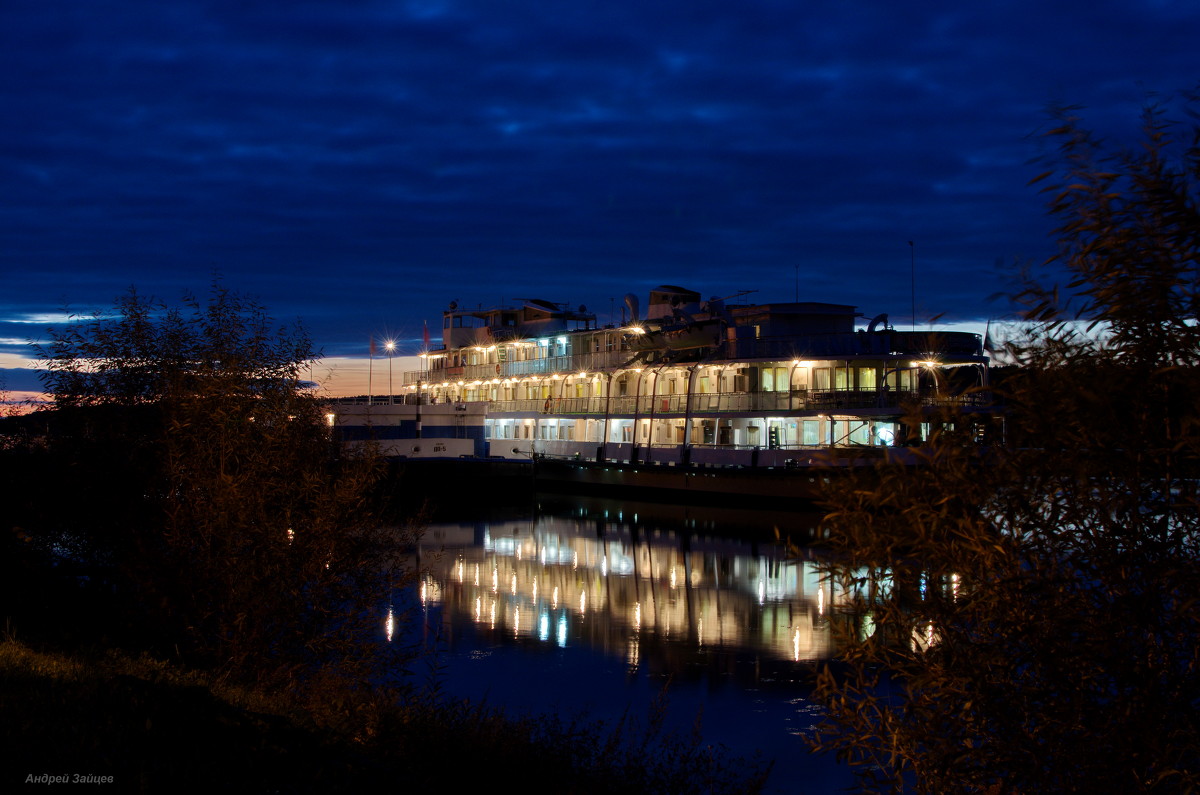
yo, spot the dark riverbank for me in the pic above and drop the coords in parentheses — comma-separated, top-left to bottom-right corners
(1, 637, 771, 794)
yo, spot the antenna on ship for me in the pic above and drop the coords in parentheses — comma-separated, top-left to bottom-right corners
(908, 240, 916, 331)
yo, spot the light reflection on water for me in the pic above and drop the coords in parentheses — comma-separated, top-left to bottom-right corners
(403, 497, 855, 793)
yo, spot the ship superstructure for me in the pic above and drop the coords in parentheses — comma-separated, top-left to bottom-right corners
(331, 285, 988, 467)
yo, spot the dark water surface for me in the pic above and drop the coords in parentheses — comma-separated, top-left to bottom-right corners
(396, 495, 857, 794)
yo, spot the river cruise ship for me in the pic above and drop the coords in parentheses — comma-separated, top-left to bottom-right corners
(330, 285, 988, 471)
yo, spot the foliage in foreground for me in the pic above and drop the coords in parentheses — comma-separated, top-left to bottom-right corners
(11, 284, 412, 691)
(809, 97, 1200, 792)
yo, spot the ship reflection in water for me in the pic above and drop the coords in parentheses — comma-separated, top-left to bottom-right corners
(418, 503, 838, 670)
(407, 497, 855, 792)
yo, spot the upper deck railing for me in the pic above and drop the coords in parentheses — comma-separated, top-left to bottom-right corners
(403, 350, 634, 385)
(330, 384, 991, 414)
(403, 329, 984, 386)
(478, 388, 989, 416)
(720, 329, 982, 360)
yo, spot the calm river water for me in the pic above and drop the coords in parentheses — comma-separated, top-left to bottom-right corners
(398, 494, 857, 794)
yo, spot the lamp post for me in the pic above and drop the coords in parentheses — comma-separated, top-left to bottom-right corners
(789, 359, 803, 412)
(919, 359, 941, 402)
(385, 340, 396, 404)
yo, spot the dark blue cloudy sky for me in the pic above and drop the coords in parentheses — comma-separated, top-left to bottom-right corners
(2, 0, 1196, 395)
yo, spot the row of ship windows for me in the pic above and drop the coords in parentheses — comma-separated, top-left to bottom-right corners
(431, 367, 917, 399)
(435, 338, 628, 368)
(484, 418, 884, 447)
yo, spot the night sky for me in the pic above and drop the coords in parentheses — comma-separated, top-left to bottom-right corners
(2, 1, 1196, 397)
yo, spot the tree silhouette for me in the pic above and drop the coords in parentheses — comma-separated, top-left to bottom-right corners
(31, 283, 411, 691)
(810, 97, 1200, 793)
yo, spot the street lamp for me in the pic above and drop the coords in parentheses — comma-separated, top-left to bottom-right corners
(385, 340, 396, 404)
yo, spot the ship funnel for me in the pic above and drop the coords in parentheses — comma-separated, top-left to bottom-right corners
(624, 293, 640, 324)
